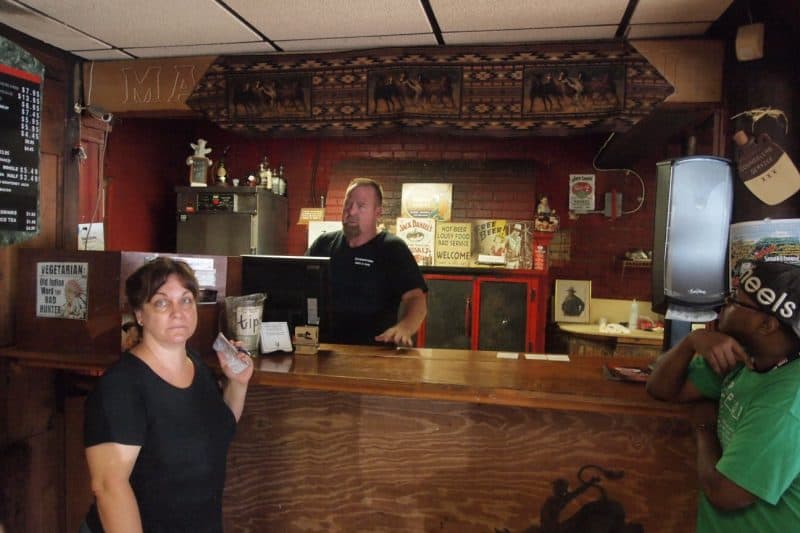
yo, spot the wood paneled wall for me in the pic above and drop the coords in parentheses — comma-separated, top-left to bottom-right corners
(223, 386, 695, 532)
(0, 23, 78, 533)
(0, 23, 78, 343)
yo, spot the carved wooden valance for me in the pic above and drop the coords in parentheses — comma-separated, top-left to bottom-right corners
(186, 41, 673, 137)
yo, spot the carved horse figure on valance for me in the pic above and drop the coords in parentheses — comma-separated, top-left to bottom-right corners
(189, 42, 672, 137)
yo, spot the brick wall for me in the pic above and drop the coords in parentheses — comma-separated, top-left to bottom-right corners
(324, 158, 538, 225)
(106, 120, 666, 300)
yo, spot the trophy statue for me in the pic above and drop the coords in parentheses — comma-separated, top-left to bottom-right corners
(186, 138, 213, 187)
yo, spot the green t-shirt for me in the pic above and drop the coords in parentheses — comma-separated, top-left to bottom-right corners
(688, 356, 800, 533)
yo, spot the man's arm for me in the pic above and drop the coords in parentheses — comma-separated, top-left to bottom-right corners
(375, 288, 427, 346)
(695, 422, 758, 510)
(649, 330, 758, 511)
(646, 329, 747, 402)
(646, 332, 704, 402)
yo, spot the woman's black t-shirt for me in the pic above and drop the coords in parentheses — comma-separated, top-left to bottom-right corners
(83, 350, 236, 532)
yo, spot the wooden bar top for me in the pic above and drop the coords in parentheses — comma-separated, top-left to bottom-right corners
(0, 344, 682, 418)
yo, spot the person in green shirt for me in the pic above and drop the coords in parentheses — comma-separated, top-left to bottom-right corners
(647, 261, 800, 533)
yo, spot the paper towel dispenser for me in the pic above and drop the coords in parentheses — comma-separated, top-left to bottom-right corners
(652, 156, 733, 314)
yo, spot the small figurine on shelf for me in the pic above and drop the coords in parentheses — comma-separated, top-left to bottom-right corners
(186, 138, 213, 187)
(536, 195, 552, 220)
(534, 195, 560, 231)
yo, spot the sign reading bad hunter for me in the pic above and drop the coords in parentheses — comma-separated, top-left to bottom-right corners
(187, 41, 673, 137)
(36, 262, 89, 320)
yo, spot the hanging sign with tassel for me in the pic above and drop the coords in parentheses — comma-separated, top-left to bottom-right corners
(731, 107, 800, 205)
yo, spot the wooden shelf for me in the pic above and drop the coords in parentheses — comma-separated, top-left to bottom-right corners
(621, 259, 652, 279)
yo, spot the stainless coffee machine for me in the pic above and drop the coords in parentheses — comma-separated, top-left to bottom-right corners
(175, 186, 287, 256)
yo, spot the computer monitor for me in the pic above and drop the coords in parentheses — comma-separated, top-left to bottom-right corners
(240, 255, 331, 342)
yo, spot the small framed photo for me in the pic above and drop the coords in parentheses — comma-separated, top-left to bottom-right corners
(554, 279, 591, 323)
(188, 156, 210, 187)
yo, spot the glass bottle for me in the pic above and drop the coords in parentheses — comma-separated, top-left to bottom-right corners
(216, 160, 227, 185)
(278, 164, 286, 196)
(258, 156, 270, 189)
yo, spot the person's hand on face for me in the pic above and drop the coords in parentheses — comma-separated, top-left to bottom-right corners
(689, 329, 750, 375)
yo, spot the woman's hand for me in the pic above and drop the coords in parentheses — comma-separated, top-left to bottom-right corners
(218, 339, 253, 422)
(216, 339, 254, 384)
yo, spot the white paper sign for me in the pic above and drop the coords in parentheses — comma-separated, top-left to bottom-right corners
(307, 297, 320, 325)
(260, 321, 293, 353)
(308, 221, 343, 248)
(569, 174, 596, 212)
(36, 262, 89, 320)
(77, 223, 105, 250)
(144, 254, 217, 287)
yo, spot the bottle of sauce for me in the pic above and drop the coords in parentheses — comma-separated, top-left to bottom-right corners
(278, 164, 286, 196)
(628, 299, 639, 330)
(258, 156, 270, 189)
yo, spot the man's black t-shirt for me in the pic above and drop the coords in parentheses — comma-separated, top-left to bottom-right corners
(308, 230, 427, 345)
(83, 350, 236, 533)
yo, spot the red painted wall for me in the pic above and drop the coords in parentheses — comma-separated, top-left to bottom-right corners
(104, 118, 197, 252)
(105, 118, 667, 300)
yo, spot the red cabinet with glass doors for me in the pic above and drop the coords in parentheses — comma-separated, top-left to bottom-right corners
(417, 269, 547, 353)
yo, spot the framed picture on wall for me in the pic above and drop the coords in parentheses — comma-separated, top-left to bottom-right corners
(554, 279, 591, 323)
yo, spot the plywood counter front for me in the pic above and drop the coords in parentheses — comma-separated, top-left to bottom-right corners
(1, 345, 695, 532)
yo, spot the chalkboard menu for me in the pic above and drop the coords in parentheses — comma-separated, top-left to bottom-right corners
(0, 37, 43, 245)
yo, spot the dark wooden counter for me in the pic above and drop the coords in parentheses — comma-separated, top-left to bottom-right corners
(0, 345, 694, 532)
(1, 344, 681, 417)
(252, 344, 682, 417)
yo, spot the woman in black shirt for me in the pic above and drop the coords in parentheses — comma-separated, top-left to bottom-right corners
(82, 257, 253, 532)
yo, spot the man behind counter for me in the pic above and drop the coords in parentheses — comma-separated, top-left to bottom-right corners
(307, 178, 428, 346)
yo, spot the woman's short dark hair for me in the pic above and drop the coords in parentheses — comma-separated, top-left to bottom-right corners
(125, 257, 199, 310)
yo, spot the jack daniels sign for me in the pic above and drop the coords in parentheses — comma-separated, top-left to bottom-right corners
(187, 41, 673, 138)
(0, 36, 43, 245)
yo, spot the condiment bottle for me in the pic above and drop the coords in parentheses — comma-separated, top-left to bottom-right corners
(628, 299, 639, 330)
